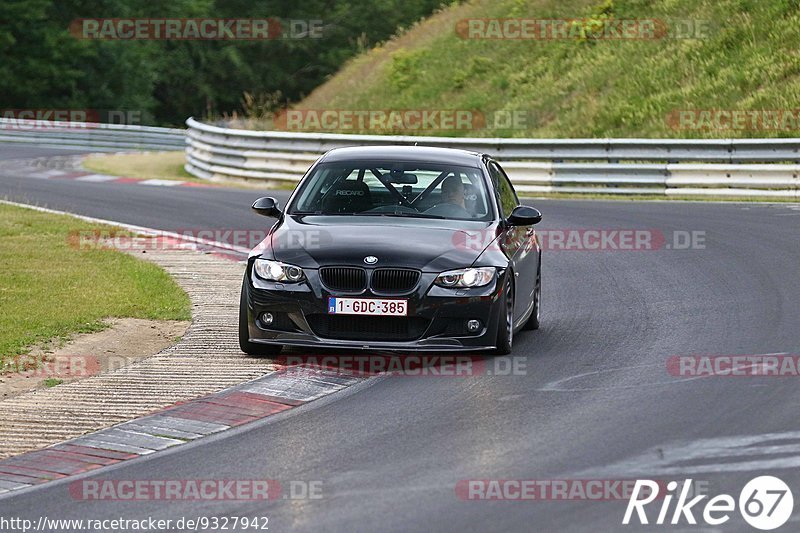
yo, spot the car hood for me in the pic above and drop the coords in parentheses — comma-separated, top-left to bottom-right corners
(263, 215, 495, 272)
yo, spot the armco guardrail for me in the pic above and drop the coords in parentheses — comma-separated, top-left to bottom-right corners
(0, 118, 184, 152)
(185, 118, 799, 197)
(3, 115, 796, 198)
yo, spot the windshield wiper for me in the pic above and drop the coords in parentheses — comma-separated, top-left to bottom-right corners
(291, 211, 355, 216)
(294, 211, 447, 219)
(364, 212, 447, 220)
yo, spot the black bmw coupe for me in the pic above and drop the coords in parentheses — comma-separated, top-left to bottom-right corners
(239, 146, 542, 355)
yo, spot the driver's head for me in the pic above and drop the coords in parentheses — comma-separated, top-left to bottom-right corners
(441, 175, 465, 207)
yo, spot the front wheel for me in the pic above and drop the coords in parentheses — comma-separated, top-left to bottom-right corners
(495, 275, 514, 355)
(239, 278, 282, 357)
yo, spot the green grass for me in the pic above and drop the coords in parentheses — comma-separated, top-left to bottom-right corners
(43, 378, 63, 388)
(295, 0, 800, 139)
(83, 151, 297, 190)
(83, 152, 199, 182)
(0, 204, 191, 363)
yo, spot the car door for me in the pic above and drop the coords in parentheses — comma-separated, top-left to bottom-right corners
(488, 160, 538, 323)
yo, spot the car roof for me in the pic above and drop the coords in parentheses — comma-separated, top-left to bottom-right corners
(318, 145, 485, 167)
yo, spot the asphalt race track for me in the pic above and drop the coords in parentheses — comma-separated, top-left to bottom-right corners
(2, 145, 800, 531)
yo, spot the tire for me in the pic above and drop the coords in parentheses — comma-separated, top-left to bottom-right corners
(239, 278, 282, 357)
(495, 275, 514, 355)
(522, 265, 541, 331)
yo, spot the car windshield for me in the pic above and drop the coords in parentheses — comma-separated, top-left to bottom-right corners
(289, 162, 493, 221)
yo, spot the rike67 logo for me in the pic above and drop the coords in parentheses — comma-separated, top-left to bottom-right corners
(624, 476, 794, 530)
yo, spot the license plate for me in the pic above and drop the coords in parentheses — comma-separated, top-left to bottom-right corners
(328, 297, 408, 316)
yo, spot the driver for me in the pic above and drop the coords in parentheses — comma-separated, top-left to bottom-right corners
(440, 175, 465, 208)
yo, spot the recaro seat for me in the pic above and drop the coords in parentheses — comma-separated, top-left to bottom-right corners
(322, 180, 373, 214)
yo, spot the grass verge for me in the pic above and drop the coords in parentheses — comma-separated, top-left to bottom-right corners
(297, 0, 800, 139)
(82, 151, 199, 182)
(83, 152, 296, 190)
(0, 203, 191, 364)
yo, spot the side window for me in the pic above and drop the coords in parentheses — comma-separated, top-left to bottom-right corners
(489, 161, 518, 217)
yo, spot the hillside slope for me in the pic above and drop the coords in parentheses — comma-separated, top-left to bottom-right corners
(295, 0, 800, 138)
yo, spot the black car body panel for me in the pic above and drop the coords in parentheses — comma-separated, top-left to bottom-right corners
(267, 216, 493, 272)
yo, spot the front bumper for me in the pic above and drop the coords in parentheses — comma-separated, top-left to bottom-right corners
(244, 263, 507, 352)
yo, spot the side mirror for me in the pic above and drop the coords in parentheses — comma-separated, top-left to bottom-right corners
(507, 205, 542, 226)
(251, 197, 282, 218)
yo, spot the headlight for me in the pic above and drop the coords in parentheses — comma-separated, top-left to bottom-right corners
(253, 259, 305, 283)
(435, 267, 495, 288)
